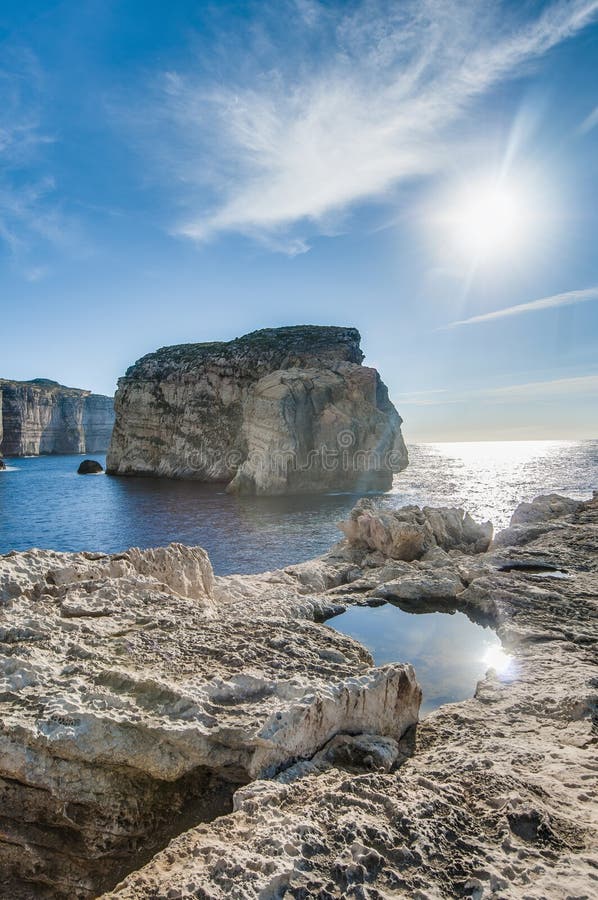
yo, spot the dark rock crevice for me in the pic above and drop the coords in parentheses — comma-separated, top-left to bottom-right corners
(0, 764, 246, 899)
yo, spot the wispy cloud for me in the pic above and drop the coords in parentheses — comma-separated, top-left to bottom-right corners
(398, 374, 598, 406)
(444, 286, 598, 328)
(488, 373, 598, 399)
(398, 388, 451, 406)
(148, 0, 598, 249)
(0, 46, 65, 261)
(578, 103, 598, 135)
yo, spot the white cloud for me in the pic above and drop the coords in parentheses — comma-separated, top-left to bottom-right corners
(398, 373, 598, 406)
(155, 0, 598, 248)
(444, 286, 598, 328)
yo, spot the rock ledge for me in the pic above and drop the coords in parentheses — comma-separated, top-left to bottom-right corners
(1, 494, 596, 899)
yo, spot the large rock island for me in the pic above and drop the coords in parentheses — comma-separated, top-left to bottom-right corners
(0, 378, 114, 456)
(106, 326, 408, 494)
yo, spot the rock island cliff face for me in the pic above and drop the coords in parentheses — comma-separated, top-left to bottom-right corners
(106, 326, 408, 494)
(0, 378, 114, 456)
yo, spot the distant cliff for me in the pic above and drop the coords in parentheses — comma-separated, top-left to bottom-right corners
(107, 325, 408, 494)
(0, 378, 114, 456)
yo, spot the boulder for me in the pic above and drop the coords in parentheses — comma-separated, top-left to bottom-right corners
(374, 569, 463, 601)
(491, 494, 584, 548)
(338, 500, 492, 560)
(510, 493, 583, 525)
(77, 459, 104, 475)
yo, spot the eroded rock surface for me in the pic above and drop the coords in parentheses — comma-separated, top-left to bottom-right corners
(106, 326, 408, 494)
(1, 494, 596, 899)
(0, 378, 114, 456)
(0, 540, 419, 897)
(339, 498, 493, 560)
(103, 494, 597, 900)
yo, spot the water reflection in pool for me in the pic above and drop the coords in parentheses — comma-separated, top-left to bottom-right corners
(328, 602, 508, 715)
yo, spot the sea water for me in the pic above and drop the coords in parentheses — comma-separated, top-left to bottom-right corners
(327, 603, 508, 715)
(1, 440, 594, 571)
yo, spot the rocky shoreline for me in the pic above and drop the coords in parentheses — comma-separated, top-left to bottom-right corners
(0, 493, 596, 898)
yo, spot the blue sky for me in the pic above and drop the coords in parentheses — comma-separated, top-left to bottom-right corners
(1, 0, 597, 440)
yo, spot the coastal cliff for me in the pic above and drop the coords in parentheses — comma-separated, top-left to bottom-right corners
(0, 378, 114, 456)
(106, 325, 408, 494)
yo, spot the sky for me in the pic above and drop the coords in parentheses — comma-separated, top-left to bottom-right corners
(1, 0, 597, 441)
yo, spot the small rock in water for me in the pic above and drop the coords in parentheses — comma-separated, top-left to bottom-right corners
(0, 458, 6, 470)
(77, 458, 104, 475)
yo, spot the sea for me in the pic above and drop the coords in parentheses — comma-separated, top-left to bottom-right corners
(1, 440, 595, 571)
(1, 439, 595, 713)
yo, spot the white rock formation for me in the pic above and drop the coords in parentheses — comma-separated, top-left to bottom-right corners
(492, 492, 587, 548)
(0, 378, 114, 456)
(339, 498, 493, 559)
(0, 538, 420, 897)
(510, 493, 584, 525)
(106, 326, 408, 494)
(104, 494, 598, 900)
(2, 495, 596, 900)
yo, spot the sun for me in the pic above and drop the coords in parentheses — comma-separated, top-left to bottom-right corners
(432, 174, 537, 266)
(452, 181, 528, 258)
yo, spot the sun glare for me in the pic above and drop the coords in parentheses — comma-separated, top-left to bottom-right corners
(431, 173, 541, 266)
(453, 182, 528, 257)
(482, 644, 513, 676)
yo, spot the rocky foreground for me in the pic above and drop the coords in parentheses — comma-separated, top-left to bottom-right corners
(0, 494, 596, 898)
(106, 325, 408, 494)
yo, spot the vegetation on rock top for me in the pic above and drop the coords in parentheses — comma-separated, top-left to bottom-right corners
(124, 325, 364, 380)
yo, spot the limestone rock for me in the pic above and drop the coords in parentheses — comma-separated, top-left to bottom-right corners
(510, 493, 584, 525)
(339, 500, 492, 559)
(490, 494, 587, 549)
(106, 326, 408, 494)
(320, 731, 400, 772)
(104, 494, 598, 900)
(0, 378, 114, 456)
(0, 539, 419, 897)
(82, 392, 116, 452)
(77, 459, 104, 474)
(374, 568, 464, 601)
(271, 731, 401, 783)
(3, 495, 598, 899)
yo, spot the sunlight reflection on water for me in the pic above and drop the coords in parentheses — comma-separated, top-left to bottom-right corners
(482, 643, 513, 676)
(0, 440, 595, 571)
(387, 439, 596, 531)
(328, 603, 514, 715)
